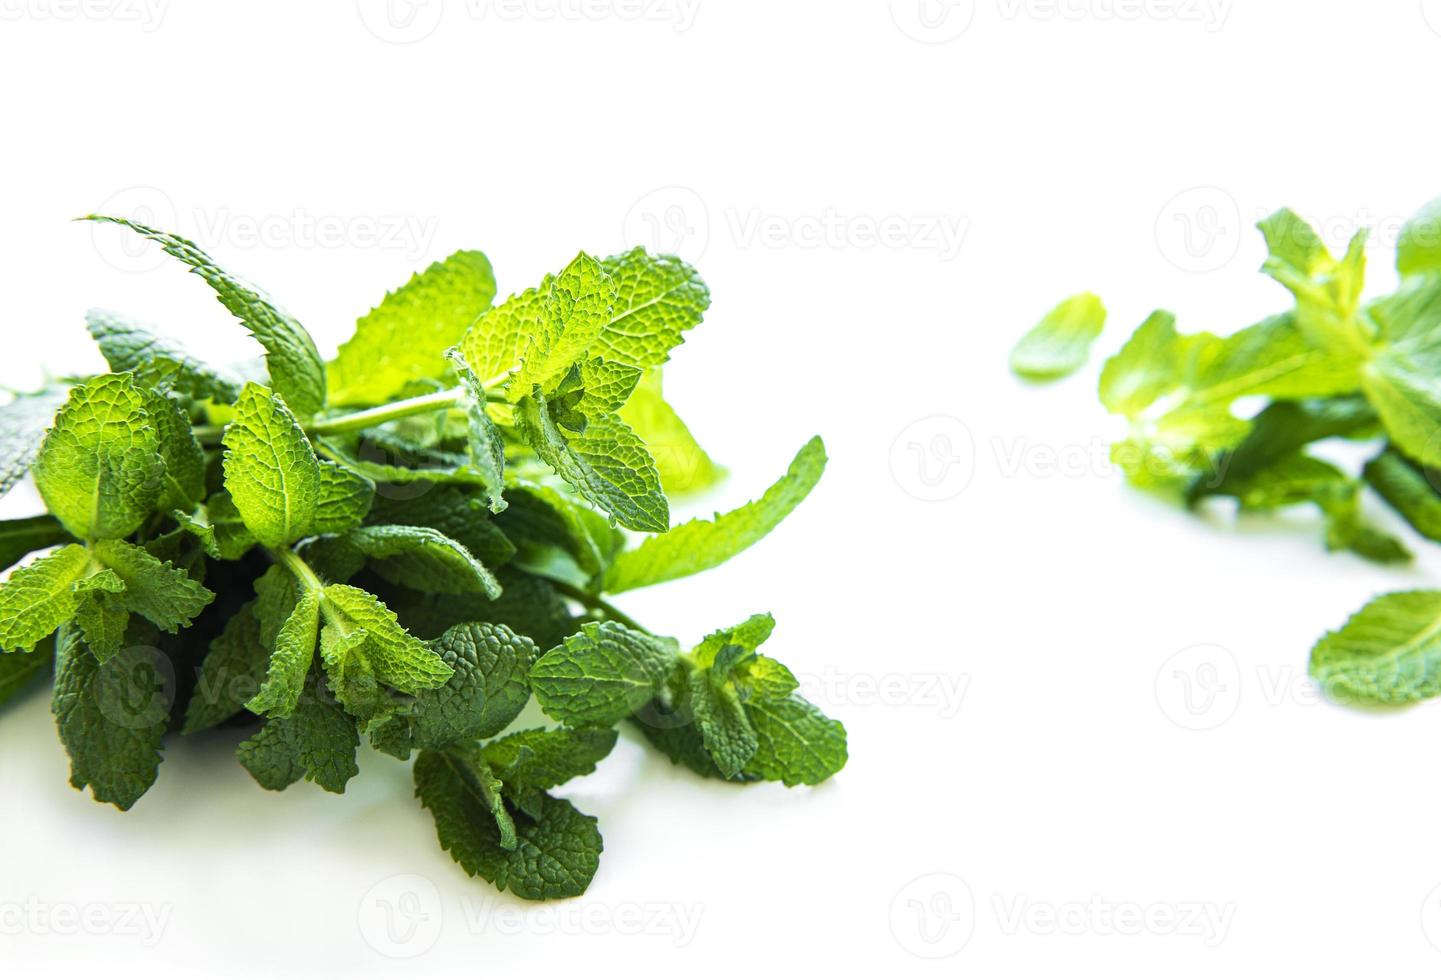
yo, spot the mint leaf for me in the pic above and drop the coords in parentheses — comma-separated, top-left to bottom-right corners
(591, 248, 710, 369)
(52, 624, 168, 810)
(246, 583, 321, 719)
(72, 568, 129, 662)
(511, 252, 615, 395)
(371, 621, 536, 759)
(1258, 209, 1371, 355)
(1009, 292, 1107, 381)
(744, 696, 848, 786)
(92, 538, 215, 632)
(459, 280, 549, 385)
(174, 492, 257, 561)
(450, 349, 507, 514)
(0, 636, 51, 711)
(183, 602, 268, 734)
(311, 461, 375, 535)
(414, 749, 603, 900)
(320, 583, 453, 695)
(1398, 197, 1441, 277)
(1365, 449, 1441, 542)
(516, 392, 668, 533)
(1310, 590, 1441, 704)
(222, 383, 321, 547)
(238, 670, 359, 793)
(684, 663, 756, 779)
(617, 370, 723, 495)
(604, 437, 825, 593)
(0, 384, 71, 499)
(33, 374, 163, 540)
(482, 727, 617, 792)
(328, 250, 497, 406)
(0, 515, 72, 575)
(85, 308, 242, 402)
(84, 216, 326, 415)
(366, 486, 516, 568)
(498, 480, 623, 583)
(530, 621, 676, 727)
(0, 544, 91, 653)
(342, 525, 501, 598)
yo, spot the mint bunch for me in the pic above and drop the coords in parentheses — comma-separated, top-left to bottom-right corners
(0, 217, 844, 900)
(1020, 198, 1441, 708)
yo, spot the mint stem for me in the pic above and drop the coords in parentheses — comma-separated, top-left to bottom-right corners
(550, 580, 649, 634)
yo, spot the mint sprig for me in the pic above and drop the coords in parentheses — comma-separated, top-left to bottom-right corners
(0, 220, 841, 900)
(1019, 197, 1441, 706)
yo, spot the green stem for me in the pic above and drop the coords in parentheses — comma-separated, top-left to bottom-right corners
(193, 376, 512, 446)
(271, 546, 324, 593)
(550, 580, 649, 634)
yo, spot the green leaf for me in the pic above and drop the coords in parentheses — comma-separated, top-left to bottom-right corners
(92, 538, 215, 632)
(327, 250, 497, 406)
(516, 392, 668, 533)
(51, 624, 168, 810)
(450, 350, 507, 514)
(311, 461, 375, 534)
(85, 308, 242, 402)
(0, 384, 71, 499)
(511, 252, 616, 395)
(222, 382, 321, 547)
(1365, 449, 1441, 542)
(246, 584, 321, 718)
(83, 216, 326, 415)
(320, 583, 454, 695)
(1398, 197, 1441, 278)
(0, 544, 91, 653)
(530, 621, 676, 727)
(174, 493, 258, 561)
(392, 569, 575, 653)
(72, 569, 129, 662)
(1258, 208, 1371, 355)
(591, 248, 710, 369)
(1099, 312, 1358, 488)
(604, 437, 825, 593)
(33, 374, 163, 540)
(0, 636, 52, 711)
(144, 390, 206, 512)
(1009, 292, 1107, 381)
(1359, 279, 1441, 468)
(370, 621, 536, 758)
(459, 280, 550, 386)
(744, 696, 848, 786)
(1193, 396, 1378, 499)
(1310, 590, 1441, 704)
(0, 514, 72, 574)
(366, 486, 516, 569)
(617, 370, 723, 495)
(684, 664, 757, 779)
(183, 602, 269, 734)
(498, 480, 623, 584)
(238, 670, 359, 793)
(340, 525, 501, 597)
(482, 727, 618, 792)
(414, 749, 603, 900)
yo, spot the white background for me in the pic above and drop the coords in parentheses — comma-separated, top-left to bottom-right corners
(3, 0, 1441, 975)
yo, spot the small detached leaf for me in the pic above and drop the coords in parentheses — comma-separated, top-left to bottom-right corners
(1310, 590, 1441, 705)
(1009, 292, 1107, 382)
